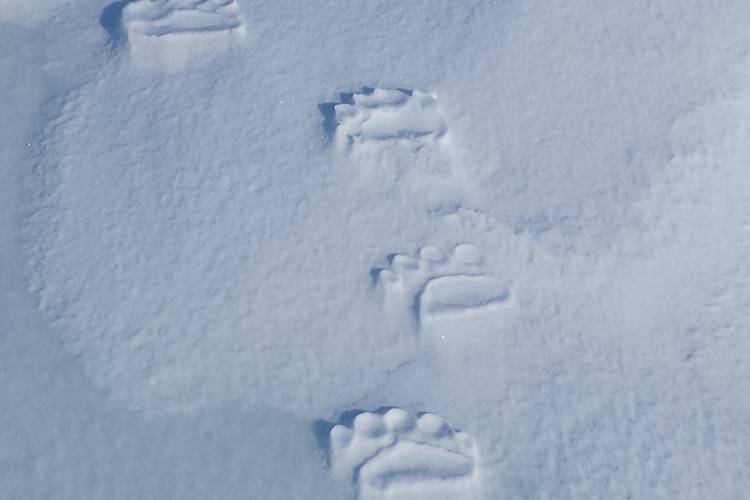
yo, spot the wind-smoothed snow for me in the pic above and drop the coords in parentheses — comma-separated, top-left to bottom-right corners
(0, 0, 58, 25)
(3, 0, 750, 499)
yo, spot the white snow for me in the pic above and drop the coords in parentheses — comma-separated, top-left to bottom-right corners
(0, 0, 59, 26)
(3, 0, 750, 498)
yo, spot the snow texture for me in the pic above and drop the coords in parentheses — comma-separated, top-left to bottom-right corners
(4, 0, 750, 498)
(0, 0, 59, 26)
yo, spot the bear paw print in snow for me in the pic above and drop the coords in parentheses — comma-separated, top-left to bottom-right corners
(329, 408, 482, 500)
(330, 88, 447, 151)
(375, 243, 511, 334)
(119, 0, 243, 39)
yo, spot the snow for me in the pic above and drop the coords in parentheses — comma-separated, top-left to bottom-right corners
(0, 0, 58, 26)
(3, 0, 750, 498)
(328, 409, 480, 500)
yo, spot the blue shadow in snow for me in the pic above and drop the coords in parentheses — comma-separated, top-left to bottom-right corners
(99, 0, 132, 45)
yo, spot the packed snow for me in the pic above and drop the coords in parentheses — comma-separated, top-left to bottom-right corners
(3, 0, 750, 499)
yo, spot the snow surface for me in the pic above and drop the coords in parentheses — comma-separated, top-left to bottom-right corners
(3, 0, 750, 498)
(0, 0, 59, 26)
